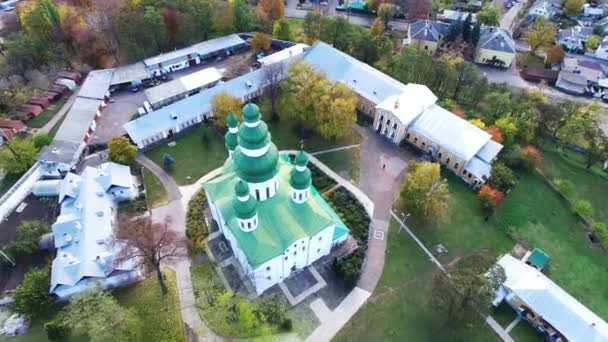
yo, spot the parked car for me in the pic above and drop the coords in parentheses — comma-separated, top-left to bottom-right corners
(320, 1, 329, 5)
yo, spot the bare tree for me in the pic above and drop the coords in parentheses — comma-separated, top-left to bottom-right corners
(263, 62, 286, 121)
(113, 216, 188, 295)
(86, 0, 124, 64)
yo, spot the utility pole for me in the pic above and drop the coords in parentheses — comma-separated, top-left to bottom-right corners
(0, 249, 15, 267)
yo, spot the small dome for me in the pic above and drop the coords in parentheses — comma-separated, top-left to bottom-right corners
(290, 168, 312, 190)
(242, 103, 260, 123)
(233, 145, 280, 183)
(235, 180, 249, 197)
(295, 150, 309, 166)
(233, 196, 256, 220)
(227, 113, 238, 128)
(225, 131, 238, 151)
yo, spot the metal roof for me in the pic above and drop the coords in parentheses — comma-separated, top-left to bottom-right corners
(411, 104, 491, 161)
(143, 46, 198, 67)
(37, 140, 82, 164)
(258, 44, 309, 66)
(497, 254, 608, 342)
(191, 34, 247, 57)
(110, 62, 151, 85)
(464, 156, 492, 180)
(78, 70, 113, 100)
(376, 84, 437, 126)
(475, 139, 503, 163)
(479, 27, 516, 53)
(54, 97, 102, 144)
(181, 67, 223, 91)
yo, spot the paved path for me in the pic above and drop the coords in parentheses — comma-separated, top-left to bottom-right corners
(36, 87, 80, 134)
(136, 154, 220, 342)
(309, 144, 361, 156)
(486, 316, 516, 342)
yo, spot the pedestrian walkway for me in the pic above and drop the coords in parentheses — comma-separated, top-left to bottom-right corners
(486, 316, 516, 342)
(310, 144, 360, 156)
(136, 154, 181, 201)
(37, 86, 80, 133)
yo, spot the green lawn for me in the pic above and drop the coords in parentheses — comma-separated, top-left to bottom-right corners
(145, 124, 227, 185)
(27, 98, 68, 129)
(142, 167, 169, 208)
(494, 174, 608, 319)
(0, 172, 21, 197)
(315, 147, 361, 183)
(335, 220, 498, 341)
(516, 52, 545, 68)
(0, 272, 183, 342)
(541, 145, 608, 225)
(114, 270, 185, 342)
(510, 320, 542, 342)
(491, 302, 518, 329)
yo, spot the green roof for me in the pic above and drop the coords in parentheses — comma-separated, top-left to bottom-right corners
(204, 156, 348, 268)
(227, 113, 238, 128)
(290, 168, 311, 190)
(238, 122, 271, 150)
(242, 103, 260, 123)
(527, 248, 550, 270)
(295, 150, 309, 166)
(225, 131, 238, 150)
(233, 144, 279, 183)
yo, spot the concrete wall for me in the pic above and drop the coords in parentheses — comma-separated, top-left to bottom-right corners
(0, 163, 43, 221)
(475, 49, 515, 68)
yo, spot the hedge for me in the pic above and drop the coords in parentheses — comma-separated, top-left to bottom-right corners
(186, 191, 209, 247)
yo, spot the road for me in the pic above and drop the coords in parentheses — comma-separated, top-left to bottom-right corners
(500, 0, 527, 32)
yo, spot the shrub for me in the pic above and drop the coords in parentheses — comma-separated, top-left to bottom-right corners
(490, 163, 516, 192)
(333, 248, 365, 288)
(520, 145, 542, 171)
(44, 320, 70, 341)
(554, 178, 575, 197)
(478, 184, 505, 208)
(257, 296, 286, 325)
(11, 267, 53, 318)
(486, 125, 504, 144)
(592, 222, 608, 246)
(281, 318, 293, 331)
(162, 153, 176, 170)
(8, 220, 49, 256)
(186, 191, 209, 247)
(108, 136, 138, 165)
(573, 199, 594, 217)
(32, 133, 52, 149)
(468, 118, 485, 129)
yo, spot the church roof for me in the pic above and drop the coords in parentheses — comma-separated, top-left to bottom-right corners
(204, 155, 344, 267)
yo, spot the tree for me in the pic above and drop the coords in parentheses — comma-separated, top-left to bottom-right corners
(557, 102, 601, 148)
(586, 35, 601, 50)
(520, 145, 542, 171)
(233, 0, 254, 33)
(486, 125, 504, 143)
(471, 22, 481, 47)
(11, 267, 53, 318)
(263, 62, 285, 120)
(554, 178, 575, 197)
(113, 216, 188, 295)
(476, 4, 500, 26)
(190, 0, 214, 41)
(257, 0, 285, 25)
(213, 1, 236, 34)
(403, 0, 431, 19)
(585, 130, 608, 168)
(564, 0, 584, 15)
(313, 81, 358, 139)
(143, 6, 168, 53)
(281, 61, 323, 123)
(524, 17, 556, 55)
(108, 136, 138, 165)
(573, 199, 594, 217)
(495, 116, 518, 146)
(545, 45, 565, 64)
(32, 132, 52, 149)
(272, 18, 293, 41)
(0, 137, 38, 174)
(212, 92, 242, 127)
(44, 320, 70, 341)
(468, 118, 486, 129)
(7, 221, 49, 256)
(370, 18, 385, 36)
(490, 163, 516, 192)
(378, 3, 394, 24)
(400, 162, 451, 221)
(62, 290, 140, 342)
(302, 11, 323, 44)
(593, 222, 608, 246)
(478, 184, 505, 208)
(430, 252, 505, 323)
(251, 32, 272, 53)
(462, 13, 472, 42)
(162, 153, 175, 170)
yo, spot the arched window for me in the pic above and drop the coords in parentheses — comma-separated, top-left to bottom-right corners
(438, 152, 443, 159)
(266, 187, 270, 199)
(255, 189, 260, 200)
(454, 163, 459, 169)
(446, 158, 451, 165)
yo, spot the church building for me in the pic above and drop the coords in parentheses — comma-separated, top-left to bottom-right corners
(204, 103, 349, 295)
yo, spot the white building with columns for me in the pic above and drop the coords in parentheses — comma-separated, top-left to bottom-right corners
(204, 104, 349, 295)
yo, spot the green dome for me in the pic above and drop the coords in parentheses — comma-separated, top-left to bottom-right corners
(235, 180, 249, 197)
(225, 131, 238, 151)
(295, 150, 309, 166)
(238, 121, 271, 150)
(290, 168, 312, 190)
(227, 113, 238, 128)
(242, 103, 260, 124)
(233, 196, 256, 220)
(233, 145, 279, 183)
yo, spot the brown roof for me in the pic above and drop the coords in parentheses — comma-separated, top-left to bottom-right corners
(0, 118, 26, 130)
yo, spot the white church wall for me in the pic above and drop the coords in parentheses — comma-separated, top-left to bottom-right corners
(247, 174, 279, 201)
(309, 225, 334, 264)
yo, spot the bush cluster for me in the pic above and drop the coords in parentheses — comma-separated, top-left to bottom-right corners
(186, 191, 209, 247)
(593, 223, 608, 247)
(326, 188, 371, 288)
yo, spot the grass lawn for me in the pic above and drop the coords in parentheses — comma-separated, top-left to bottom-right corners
(142, 167, 169, 208)
(315, 147, 360, 183)
(145, 124, 227, 185)
(540, 145, 608, 225)
(114, 270, 185, 342)
(510, 320, 543, 342)
(0, 271, 183, 342)
(48, 111, 68, 139)
(0, 172, 21, 197)
(27, 98, 68, 129)
(335, 220, 498, 341)
(491, 302, 518, 329)
(494, 174, 608, 319)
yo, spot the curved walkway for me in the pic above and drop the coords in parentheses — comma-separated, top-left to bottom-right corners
(136, 154, 220, 342)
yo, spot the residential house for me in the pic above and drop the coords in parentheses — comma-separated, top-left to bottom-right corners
(144, 67, 223, 110)
(493, 254, 608, 341)
(583, 3, 604, 17)
(436, 10, 476, 23)
(557, 25, 593, 52)
(44, 162, 141, 300)
(475, 27, 516, 68)
(404, 20, 449, 55)
(528, 0, 554, 19)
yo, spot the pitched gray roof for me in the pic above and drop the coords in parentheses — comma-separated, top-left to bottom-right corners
(54, 97, 102, 144)
(479, 27, 516, 53)
(409, 20, 450, 42)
